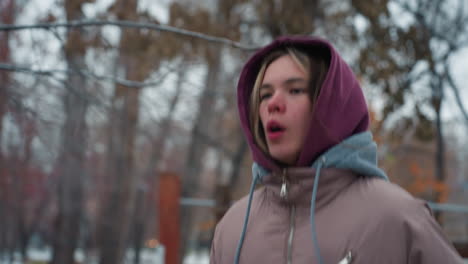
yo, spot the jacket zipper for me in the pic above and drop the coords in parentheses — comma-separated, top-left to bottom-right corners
(280, 168, 288, 199)
(280, 169, 295, 264)
(338, 251, 353, 264)
(286, 205, 296, 264)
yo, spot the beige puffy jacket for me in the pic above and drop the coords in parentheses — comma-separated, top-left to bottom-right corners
(210, 167, 463, 264)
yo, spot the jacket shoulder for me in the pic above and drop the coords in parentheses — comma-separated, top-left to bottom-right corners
(218, 188, 264, 227)
(350, 178, 464, 263)
(210, 188, 265, 263)
(354, 178, 438, 229)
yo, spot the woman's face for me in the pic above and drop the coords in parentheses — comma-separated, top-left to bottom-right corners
(259, 54, 313, 165)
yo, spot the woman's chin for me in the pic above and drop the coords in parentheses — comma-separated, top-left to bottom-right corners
(270, 152, 297, 166)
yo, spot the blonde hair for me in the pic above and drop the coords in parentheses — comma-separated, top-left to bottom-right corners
(249, 47, 329, 155)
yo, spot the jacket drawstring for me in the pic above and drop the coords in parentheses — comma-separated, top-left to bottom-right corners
(235, 157, 326, 264)
(234, 173, 259, 264)
(310, 156, 326, 264)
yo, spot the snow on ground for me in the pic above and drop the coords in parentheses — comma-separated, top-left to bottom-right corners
(0, 246, 165, 264)
(184, 250, 209, 264)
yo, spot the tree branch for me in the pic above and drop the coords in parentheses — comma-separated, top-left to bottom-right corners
(444, 63, 468, 124)
(193, 127, 235, 158)
(0, 19, 259, 51)
(0, 63, 169, 88)
(396, 1, 464, 49)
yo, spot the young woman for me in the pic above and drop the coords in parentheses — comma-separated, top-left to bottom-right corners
(210, 36, 463, 264)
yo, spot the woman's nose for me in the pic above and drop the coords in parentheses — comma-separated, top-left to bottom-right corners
(267, 93, 286, 113)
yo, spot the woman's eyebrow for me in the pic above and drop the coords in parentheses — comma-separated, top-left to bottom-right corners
(261, 77, 306, 89)
(284, 77, 307, 85)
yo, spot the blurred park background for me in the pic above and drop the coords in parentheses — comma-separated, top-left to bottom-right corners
(1, 0, 468, 263)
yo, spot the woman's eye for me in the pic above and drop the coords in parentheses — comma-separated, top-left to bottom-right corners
(260, 93, 271, 101)
(290, 88, 306, 94)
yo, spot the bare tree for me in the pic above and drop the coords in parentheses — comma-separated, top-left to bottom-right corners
(0, 20, 257, 51)
(353, 0, 468, 207)
(9, 105, 37, 261)
(51, 0, 92, 263)
(398, 0, 468, 189)
(181, 44, 221, 253)
(0, 0, 15, 259)
(0, 0, 13, 150)
(131, 60, 186, 264)
(96, 0, 158, 263)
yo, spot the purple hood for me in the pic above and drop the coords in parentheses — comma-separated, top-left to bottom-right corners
(237, 36, 369, 171)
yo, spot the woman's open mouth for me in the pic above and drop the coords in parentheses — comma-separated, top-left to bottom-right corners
(266, 121, 286, 140)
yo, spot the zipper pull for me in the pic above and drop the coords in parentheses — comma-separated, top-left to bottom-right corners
(338, 251, 352, 264)
(280, 169, 288, 199)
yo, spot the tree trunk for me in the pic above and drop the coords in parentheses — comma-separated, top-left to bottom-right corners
(16, 115, 35, 262)
(131, 63, 185, 264)
(212, 137, 247, 247)
(98, 67, 140, 264)
(229, 139, 248, 187)
(9, 154, 22, 262)
(51, 2, 89, 263)
(432, 76, 444, 223)
(0, 0, 14, 258)
(97, 1, 142, 263)
(131, 202, 144, 264)
(51, 77, 88, 264)
(435, 103, 444, 184)
(181, 47, 221, 257)
(0, 0, 12, 149)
